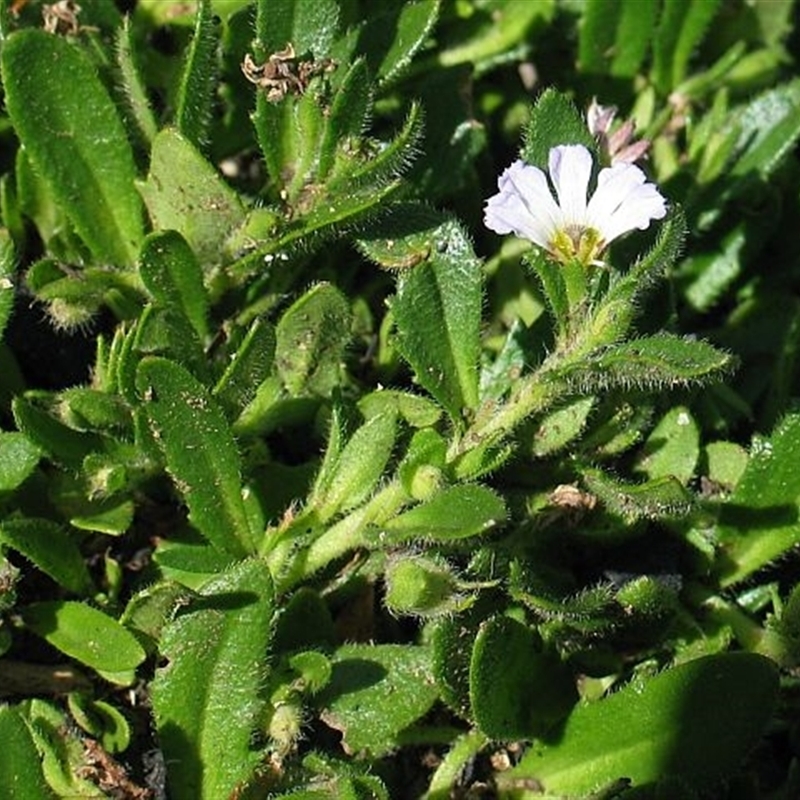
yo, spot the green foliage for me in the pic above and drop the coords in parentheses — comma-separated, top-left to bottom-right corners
(151, 558, 274, 800)
(2, 30, 144, 266)
(314, 644, 439, 757)
(499, 654, 778, 796)
(0, 1, 798, 797)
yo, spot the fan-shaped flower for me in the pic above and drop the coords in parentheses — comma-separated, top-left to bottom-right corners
(484, 144, 667, 266)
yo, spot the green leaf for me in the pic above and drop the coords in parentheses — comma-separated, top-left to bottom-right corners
(274, 283, 352, 397)
(311, 411, 397, 522)
(12, 395, 103, 469)
(21, 601, 146, 680)
(137, 128, 246, 266)
(470, 616, 577, 739)
(581, 464, 695, 522)
(634, 406, 700, 485)
(152, 559, 275, 800)
(521, 88, 596, 170)
(133, 305, 207, 382)
(137, 357, 254, 557)
(651, 0, 722, 93)
(578, 0, 656, 78)
(561, 334, 733, 393)
(436, 0, 554, 76)
(729, 78, 800, 183)
(338, 0, 440, 86)
(255, 0, 338, 56)
(175, 0, 221, 152)
(583, 207, 686, 348)
(716, 413, 800, 586)
(115, 17, 158, 148)
(2, 30, 144, 266)
(153, 541, 237, 590)
(318, 58, 372, 181)
(0, 518, 93, 596)
(314, 644, 439, 757)
(139, 231, 210, 341)
(0, 229, 14, 343)
(370, 206, 481, 421)
(213, 317, 276, 416)
(67, 694, 131, 754)
(0, 706, 54, 799)
(531, 396, 595, 457)
(0, 432, 40, 492)
(383, 484, 506, 542)
(498, 653, 778, 796)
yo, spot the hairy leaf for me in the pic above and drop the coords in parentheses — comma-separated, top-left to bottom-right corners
(2, 31, 143, 266)
(498, 653, 777, 795)
(137, 357, 254, 556)
(152, 559, 275, 800)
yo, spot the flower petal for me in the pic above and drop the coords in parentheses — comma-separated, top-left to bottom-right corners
(484, 160, 561, 248)
(586, 162, 666, 244)
(549, 145, 593, 227)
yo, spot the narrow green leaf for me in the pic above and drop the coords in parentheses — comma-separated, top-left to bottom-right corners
(498, 653, 778, 795)
(12, 395, 103, 469)
(383, 484, 506, 542)
(0, 518, 93, 596)
(370, 206, 481, 421)
(152, 558, 274, 800)
(523, 249, 569, 338)
(436, 0, 554, 75)
(21, 601, 146, 678)
(274, 283, 352, 397)
(341, 0, 440, 86)
(318, 58, 372, 180)
(561, 334, 733, 393)
(521, 88, 596, 170)
(213, 317, 276, 416)
(585, 207, 686, 349)
(314, 644, 439, 757)
(137, 357, 254, 556)
(137, 128, 245, 267)
(579, 0, 656, 78)
(470, 616, 577, 739)
(652, 0, 721, 93)
(581, 464, 695, 521)
(2, 30, 144, 266)
(139, 231, 210, 341)
(0, 229, 14, 342)
(0, 706, 54, 799)
(0, 432, 40, 492)
(717, 413, 800, 586)
(175, 0, 221, 152)
(311, 411, 397, 521)
(531, 396, 595, 457)
(729, 78, 800, 182)
(115, 16, 158, 148)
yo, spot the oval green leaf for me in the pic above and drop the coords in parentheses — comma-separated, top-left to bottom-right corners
(499, 653, 778, 796)
(21, 601, 146, 678)
(2, 30, 144, 266)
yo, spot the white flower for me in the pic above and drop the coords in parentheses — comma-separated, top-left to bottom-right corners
(484, 144, 667, 265)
